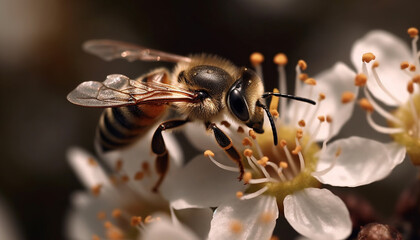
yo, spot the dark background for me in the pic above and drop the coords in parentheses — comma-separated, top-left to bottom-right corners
(0, 0, 419, 239)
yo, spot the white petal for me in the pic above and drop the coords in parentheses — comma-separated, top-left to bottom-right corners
(284, 188, 351, 240)
(174, 208, 213, 239)
(67, 147, 111, 189)
(208, 196, 278, 240)
(315, 137, 405, 187)
(142, 214, 200, 240)
(351, 30, 411, 105)
(161, 152, 245, 209)
(287, 62, 357, 140)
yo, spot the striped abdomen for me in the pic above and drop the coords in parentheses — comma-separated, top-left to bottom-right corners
(96, 69, 169, 151)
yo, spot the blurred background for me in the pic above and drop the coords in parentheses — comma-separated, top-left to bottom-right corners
(0, 0, 419, 239)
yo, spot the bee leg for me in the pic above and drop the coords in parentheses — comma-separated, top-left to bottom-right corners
(151, 119, 189, 192)
(206, 122, 244, 181)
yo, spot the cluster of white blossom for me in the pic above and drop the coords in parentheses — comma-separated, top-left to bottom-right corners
(66, 27, 420, 240)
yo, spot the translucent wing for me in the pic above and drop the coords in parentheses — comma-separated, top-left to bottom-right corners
(83, 39, 191, 63)
(67, 74, 198, 108)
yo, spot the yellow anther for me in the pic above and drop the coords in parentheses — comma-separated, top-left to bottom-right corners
(408, 27, 419, 38)
(134, 171, 144, 180)
(408, 81, 414, 94)
(298, 59, 308, 70)
(401, 61, 410, 69)
(298, 120, 306, 127)
(236, 191, 244, 198)
(299, 73, 309, 81)
(257, 156, 269, 166)
(259, 212, 275, 223)
(359, 98, 374, 113)
(250, 52, 264, 66)
(296, 129, 303, 139)
(92, 234, 100, 240)
(87, 157, 97, 166)
(91, 184, 102, 197)
(292, 145, 302, 155)
(317, 115, 325, 122)
(130, 216, 142, 226)
(362, 53, 376, 63)
(144, 215, 153, 224)
(237, 126, 245, 133)
(326, 115, 333, 123)
(319, 93, 326, 101)
(409, 65, 416, 72)
(112, 209, 122, 219)
(355, 73, 367, 86)
(204, 150, 215, 157)
(413, 74, 420, 83)
(269, 88, 280, 112)
(230, 220, 243, 234)
(244, 149, 253, 157)
(372, 61, 379, 68)
(97, 211, 106, 220)
(270, 109, 279, 118)
(221, 120, 231, 128)
(104, 221, 113, 229)
(335, 147, 342, 157)
(279, 161, 288, 169)
(341, 91, 355, 104)
(304, 78, 317, 85)
(115, 159, 123, 172)
(249, 130, 257, 139)
(242, 137, 253, 147)
(243, 172, 252, 184)
(273, 53, 288, 65)
(280, 139, 287, 147)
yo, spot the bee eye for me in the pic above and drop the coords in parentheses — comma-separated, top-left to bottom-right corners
(228, 88, 249, 121)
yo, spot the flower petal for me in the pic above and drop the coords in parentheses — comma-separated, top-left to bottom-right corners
(142, 214, 200, 240)
(161, 152, 245, 209)
(284, 188, 351, 240)
(351, 30, 411, 105)
(208, 196, 278, 240)
(287, 62, 357, 140)
(314, 137, 405, 187)
(174, 208, 213, 239)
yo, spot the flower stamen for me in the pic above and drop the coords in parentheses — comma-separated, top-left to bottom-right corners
(250, 52, 264, 79)
(240, 186, 269, 200)
(204, 150, 239, 172)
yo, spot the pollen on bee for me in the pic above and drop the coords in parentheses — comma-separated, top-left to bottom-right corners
(134, 171, 144, 180)
(115, 159, 123, 172)
(401, 61, 410, 69)
(279, 161, 288, 169)
(413, 74, 420, 83)
(408, 27, 419, 38)
(259, 212, 275, 223)
(273, 53, 288, 65)
(230, 220, 243, 234)
(249, 130, 257, 139)
(298, 60, 308, 70)
(304, 78, 317, 85)
(362, 53, 376, 63)
(130, 216, 142, 226)
(204, 150, 215, 157)
(257, 156, 269, 166)
(87, 157, 97, 166)
(250, 52, 264, 66)
(243, 171, 252, 184)
(409, 65, 416, 72)
(280, 139, 287, 147)
(270, 109, 279, 118)
(292, 145, 302, 155)
(299, 73, 309, 81)
(92, 234, 100, 240)
(319, 93, 326, 100)
(355, 73, 367, 86)
(242, 137, 253, 147)
(112, 209, 122, 219)
(236, 191, 244, 198)
(97, 211, 106, 220)
(237, 126, 245, 133)
(359, 98, 374, 112)
(91, 184, 102, 197)
(341, 92, 355, 104)
(244, 149, 253, 157)
(298, 120, 306, 127)
(407, 81, 414, 94)
(317, 115, 325, 122)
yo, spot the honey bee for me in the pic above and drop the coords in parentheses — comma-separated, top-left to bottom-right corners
(67, 40, 315, 191)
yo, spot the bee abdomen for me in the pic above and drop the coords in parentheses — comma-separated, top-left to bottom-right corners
(96, 104, 167, 151)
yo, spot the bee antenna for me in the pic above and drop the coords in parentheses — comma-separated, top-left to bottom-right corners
(256, 100, 278, 146)
(262, 92, 316, 105)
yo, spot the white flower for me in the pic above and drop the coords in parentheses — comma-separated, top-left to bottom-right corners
(351, 27, 420, 165)
(66, 130, 212, 240)
(164, 55, 405, 240)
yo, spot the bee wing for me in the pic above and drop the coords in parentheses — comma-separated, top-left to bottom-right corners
(67, 74, 197, 108)
(83, 39, 191, 63)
